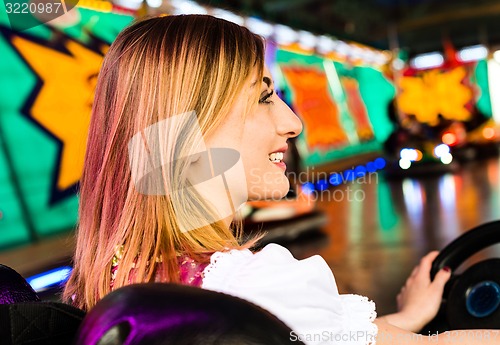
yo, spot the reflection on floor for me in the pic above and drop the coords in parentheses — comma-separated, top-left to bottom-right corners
(284, 156, 500, 316)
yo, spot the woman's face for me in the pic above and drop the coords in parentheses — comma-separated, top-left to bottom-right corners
(205, 66, 303, 202)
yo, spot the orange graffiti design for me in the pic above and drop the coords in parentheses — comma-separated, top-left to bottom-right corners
(282, 66, 349, 150)
(341, 77, 374, 141)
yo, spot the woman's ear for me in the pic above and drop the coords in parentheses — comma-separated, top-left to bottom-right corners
(185, 151, 212, 186)
(189, 152, 202, 164)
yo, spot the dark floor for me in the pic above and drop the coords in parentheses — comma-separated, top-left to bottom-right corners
(285, 156, 500, 316)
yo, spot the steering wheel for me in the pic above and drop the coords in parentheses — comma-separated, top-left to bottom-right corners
(427, 220, 500, 331)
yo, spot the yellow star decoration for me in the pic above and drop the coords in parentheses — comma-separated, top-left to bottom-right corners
(398, 67, 473, 125)
(11, 35, 104, 191)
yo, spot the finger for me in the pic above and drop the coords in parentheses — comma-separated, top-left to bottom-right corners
(431, 267, 452, 290)
(410, 266, 419, 278)
(421, 251, 440, 264)
(417, 251, 440, 277)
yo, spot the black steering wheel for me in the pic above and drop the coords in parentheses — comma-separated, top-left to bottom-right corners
(426, 220, 500, 331)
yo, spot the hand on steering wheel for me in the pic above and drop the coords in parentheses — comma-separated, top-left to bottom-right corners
(395, 251, 452, 332)
(428, 220, 500, 330)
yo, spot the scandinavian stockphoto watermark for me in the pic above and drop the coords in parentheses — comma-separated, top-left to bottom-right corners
(290, 330, 500, 344)
(3, 0, 79, 31)
(127, 111, 248, 233)
(290, 330, 378, 344)
(249, 166, 379, 203)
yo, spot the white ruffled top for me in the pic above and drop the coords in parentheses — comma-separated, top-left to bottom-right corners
(201, 243, 378, 345)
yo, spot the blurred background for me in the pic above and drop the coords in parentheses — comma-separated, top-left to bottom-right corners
(1, 0, 500, 316)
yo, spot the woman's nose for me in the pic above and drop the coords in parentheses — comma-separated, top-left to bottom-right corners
(276, 98, 303, 138)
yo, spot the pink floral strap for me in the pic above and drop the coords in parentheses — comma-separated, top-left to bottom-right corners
(110, 246, 208, 290)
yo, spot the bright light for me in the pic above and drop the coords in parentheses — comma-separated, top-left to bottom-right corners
(483, 127, 495, 139)
(146, 0, 162, 7)
(245, 17, 274, 37)
(376, 51, 392, 65)
(392, 58, 405, 70)
(440, 153, 453, 164)
(316, 179, 329, 191)
(317, 35, 336, 54)
(335, 41, 350, 56)
(374, 157, 386, 169)
(458, 45, 488, 62)
(434, 144, 450, 158)
(415, 149, 423, 161)
(302, 182, 315, 195)
(494, 50, 500, 64)
(355, 165, 367, 177)
(298, 30, 317, 50)
(171, 0, 207, 14)
(399, 158, 412, 170)
(400, 148, 418, 162)
(329, 172, 342, 186)
(113, 0, 142, 9)
(349, 46, 364, 60)
(27, 267, 72, 292)
(360, 49, 377, 63)
(442, 132, 458, 146)
(410, 52, 444, 70)
(366, 162, 376, 173)
(212, 9, 244, 26)
(274, 24, 298, 45)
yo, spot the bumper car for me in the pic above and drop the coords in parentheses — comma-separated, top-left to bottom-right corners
(241, 185, 328, 244)
(451, 119, 500, 162)
(0, 264, 85, 345)
(0, 264, 301, 345)
(384, 142, 459, 178)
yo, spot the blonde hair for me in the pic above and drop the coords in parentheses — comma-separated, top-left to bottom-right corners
(64, 15, 265, 311)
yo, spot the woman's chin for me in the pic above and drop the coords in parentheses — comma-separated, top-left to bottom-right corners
(247, 182, 290, 201)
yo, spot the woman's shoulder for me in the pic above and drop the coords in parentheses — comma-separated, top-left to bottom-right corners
(203, 243, 335, 291)
(202, 244, 378, 345)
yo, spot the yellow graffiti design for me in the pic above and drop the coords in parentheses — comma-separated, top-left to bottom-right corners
(398, 67, 473, 125)
(11, 36, 104, 190)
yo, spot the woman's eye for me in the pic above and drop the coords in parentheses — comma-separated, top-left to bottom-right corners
(259, 90, 274, 104)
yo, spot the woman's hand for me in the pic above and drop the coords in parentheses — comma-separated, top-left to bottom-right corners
(381, 251, 452, 333)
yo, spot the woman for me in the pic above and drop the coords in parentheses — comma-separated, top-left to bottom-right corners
(64, 15, 488, 344)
